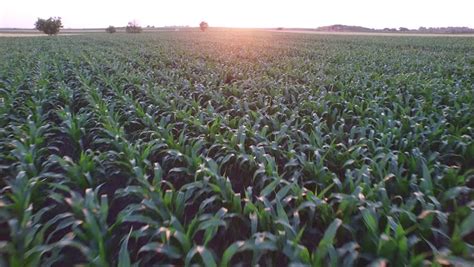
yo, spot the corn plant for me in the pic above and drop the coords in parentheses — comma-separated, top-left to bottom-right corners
(0, 30, 473, 266)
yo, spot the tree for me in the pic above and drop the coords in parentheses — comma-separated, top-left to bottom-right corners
(126, 21, 142, 33)
(35, 17, 63, 35)
(199, 21, 209, 32)
(106, 26, 116, 33)
(399, 27, 409, 32)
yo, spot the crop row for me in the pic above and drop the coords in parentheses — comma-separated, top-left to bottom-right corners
(0, 31, 473, 266)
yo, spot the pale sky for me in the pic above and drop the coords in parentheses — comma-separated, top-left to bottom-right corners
(1, 0, 473, 29)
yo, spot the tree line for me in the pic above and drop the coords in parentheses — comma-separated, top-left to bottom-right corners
(34, 17, 209, 35)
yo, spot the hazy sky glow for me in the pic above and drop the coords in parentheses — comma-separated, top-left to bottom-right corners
(2, 0, 474, 29)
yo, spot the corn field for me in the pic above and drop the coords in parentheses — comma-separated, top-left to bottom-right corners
(0, 31, 473, 266)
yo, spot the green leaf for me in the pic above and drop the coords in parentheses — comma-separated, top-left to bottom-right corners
(139, 242, 182, 259)
(314, 218, 343, 265)
(362, 209, 378, 235)
(220, 241, 245, 267)
(460, 212, 474, 237)
(186, 246, 217, 267)
(320, 218, 342, 247)
(420, 161, 433, 194)
(118, 229, 132, 267)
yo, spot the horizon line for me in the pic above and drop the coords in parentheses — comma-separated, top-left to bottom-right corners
(2, 24, 474, 31)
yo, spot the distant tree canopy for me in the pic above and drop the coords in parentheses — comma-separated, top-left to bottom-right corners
(35, 17, 63, 35)
(126, 21, 142, 33)
(106, 26, 116, 33)
(199, 21, 209, 32)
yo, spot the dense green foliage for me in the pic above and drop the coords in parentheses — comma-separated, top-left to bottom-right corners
(125, 22, 142, 34)
(34, 17, 63, 35)
(106, 26, 117, 34)
(0, 31, 473, 266)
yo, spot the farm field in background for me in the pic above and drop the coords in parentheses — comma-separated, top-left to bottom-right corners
(0, 31, 473, 266)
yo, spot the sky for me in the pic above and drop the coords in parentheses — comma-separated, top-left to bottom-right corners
(1, 0, 474, 29)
